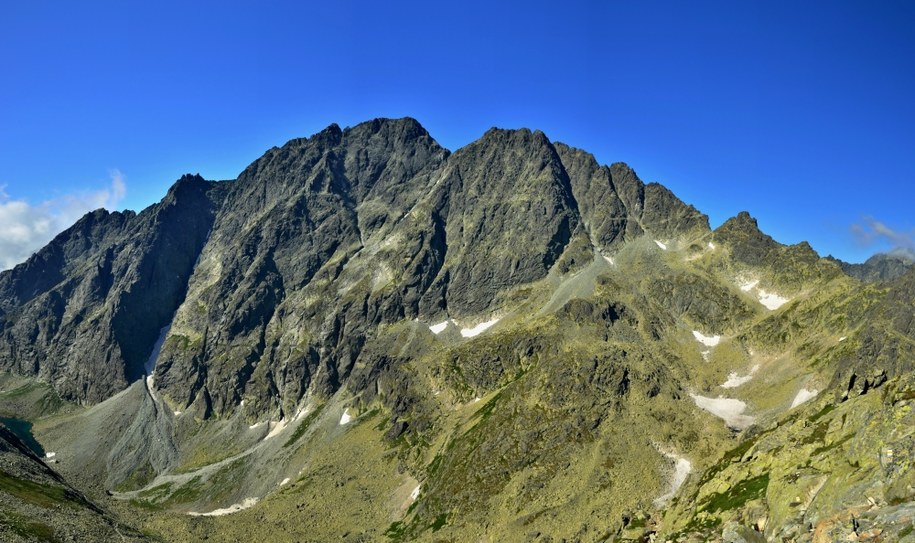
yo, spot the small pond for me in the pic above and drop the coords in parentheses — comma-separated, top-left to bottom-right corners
(0, 416, 45, 457)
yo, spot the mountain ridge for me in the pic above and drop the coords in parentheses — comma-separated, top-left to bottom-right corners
(0, 117, 709, 415)
(0, 117, 912, 542)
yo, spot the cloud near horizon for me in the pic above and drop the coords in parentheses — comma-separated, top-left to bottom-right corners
(851, 216, 915, 255)
(0, 171, 127, 270)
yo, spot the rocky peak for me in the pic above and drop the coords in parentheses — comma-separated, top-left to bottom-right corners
(1, 119, 713, 413)
(714, 211, 778, 265)
(418, 125, 579, 316)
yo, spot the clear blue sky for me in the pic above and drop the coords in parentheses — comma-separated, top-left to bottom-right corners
(2, 0, 913, 268)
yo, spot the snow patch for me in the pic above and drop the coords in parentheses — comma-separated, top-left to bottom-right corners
(690, 394, 755, 429)
(339, 408, 352, 425)
(460, 318, 500, 338)
(739, 278, 790, 310)
(144, 323, 171, 375)
(721, 365, 760, 389)
(653, 452, 692, 507)
(740, 279, 760, 292)
(790, 388, 819, 409)
(249, 421, 265, 430)
(757, 289, 789, 310)
(839, 336, 847, 342)
(188, 497, 259, 517)
(45, 452, 56, 459)
(280, 478, 291, 486)
(654, 240, 667, 250)
(293, 405, 312, 421)
(692, 331, 721, 347)
(429, 320, 450, 334)
(700, 350, 711, 362)
(603, 255, 615, 265)
(264, 418, 288, 440)
(173, 411, 182, 416)
(410, 484, 421, 501)
(708, 242, 716, 250)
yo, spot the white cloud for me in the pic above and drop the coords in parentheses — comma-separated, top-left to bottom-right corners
(0, 171, 127, 270)
(851, 216, 915, 253)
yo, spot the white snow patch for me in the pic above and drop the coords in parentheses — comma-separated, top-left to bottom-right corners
(708, 242, 716, 250)
(721, 365, 760, 389)
(472, 397, 481, 403)
(692, 331, 721, 347)
(429, 320, 450, 334)
(690, 394, 755, 429)
(188, 497, 259, 517)
(339, 408, 352, 425)
(740, 279, 760, 292)
(603, 255, 615, 265)
(654, 240, 668, 250)
(757, 289, 789, 310)
(144, 323, 171, 374)
(173, 411, 182, 416)
(280, 478, 291, 486)
(701, 350, 711, 362)
(410, 484, 421, 501)
(839, 336, 847, 342)
(45, 452, 56, 459)
(654, 452, 692, 507)
(790, 388, 819, 409)
(249, 421, 265, 430)
(460, 318, 500, 338)
(240, 400, 245, 407)
(264, 418, 288, 440)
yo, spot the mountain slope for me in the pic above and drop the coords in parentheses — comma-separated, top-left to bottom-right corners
(0, 421, 147, 542)
(0, 118, 911, 542)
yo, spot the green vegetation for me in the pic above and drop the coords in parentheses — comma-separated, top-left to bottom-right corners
(808, 403, 835, 422)
(283, 403, 324, 448)
(115, 460, 156, 492)
(0, 470, 87, 509)
(385, 520, 408, 540)
(701, 473, 769, 513)
(0, 510, 60, 542)
(430, 513, 448, 531)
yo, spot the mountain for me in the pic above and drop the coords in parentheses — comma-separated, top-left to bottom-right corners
(0, 118, 912, 542)
(830, 248, 915, 282)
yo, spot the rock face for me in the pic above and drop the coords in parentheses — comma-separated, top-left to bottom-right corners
(1, 117, 913, 543)
(0, 118, 705, 418)
(0, 176, 222, 404)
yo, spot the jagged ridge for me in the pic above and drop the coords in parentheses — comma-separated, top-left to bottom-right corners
(0, 118, 706, 417)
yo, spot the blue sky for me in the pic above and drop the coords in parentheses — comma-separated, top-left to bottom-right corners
(1, 1, 913, 268)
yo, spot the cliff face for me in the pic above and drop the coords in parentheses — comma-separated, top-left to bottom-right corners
(0, 176, 222, 403)
(0, 118, 704, 417)
(3, 118, 912, 543)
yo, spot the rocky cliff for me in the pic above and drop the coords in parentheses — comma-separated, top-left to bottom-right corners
(0, 118, 705, 419)
(1, 118, 911, 543)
